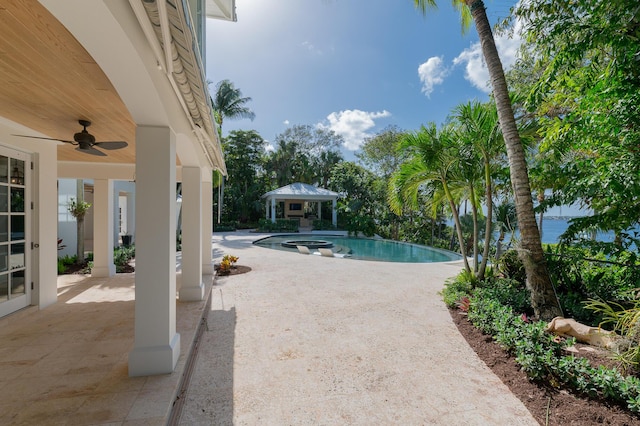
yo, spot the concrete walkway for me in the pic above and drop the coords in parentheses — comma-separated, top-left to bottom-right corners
(179, 232, 537, 425)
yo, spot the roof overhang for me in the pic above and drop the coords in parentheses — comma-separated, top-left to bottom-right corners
(205, 0, 237, 22)
(262, 183, 340, 202)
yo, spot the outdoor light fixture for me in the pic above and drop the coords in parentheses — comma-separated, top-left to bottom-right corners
(10, 165, 23, 185)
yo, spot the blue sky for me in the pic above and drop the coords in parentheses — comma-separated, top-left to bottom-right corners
(204, 0, 520, 152)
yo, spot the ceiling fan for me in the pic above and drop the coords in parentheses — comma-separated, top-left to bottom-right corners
(12, 120, 128, 156)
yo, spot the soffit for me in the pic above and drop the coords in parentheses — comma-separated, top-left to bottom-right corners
(205, 0, 236, 21)
(0, 0, 136, 164)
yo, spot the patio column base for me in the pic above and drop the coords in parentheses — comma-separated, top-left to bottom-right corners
(179, 282, 205, 301)
(92, 265, 116, 277)
(128, 333, 181, 377)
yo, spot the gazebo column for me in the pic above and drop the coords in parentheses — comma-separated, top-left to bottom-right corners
(265, 199, 269, 220)
(179, 166, 204, 301)
(332, 199, 337, 226)
(271, 198, 276, 223)
(318, 201, 322, 221)
(129, 125, 179, 376)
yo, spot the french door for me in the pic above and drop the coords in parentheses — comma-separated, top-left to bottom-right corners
(0, 146, 30, 317)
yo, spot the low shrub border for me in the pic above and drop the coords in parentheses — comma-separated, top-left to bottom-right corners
(443, 276, 640, 414)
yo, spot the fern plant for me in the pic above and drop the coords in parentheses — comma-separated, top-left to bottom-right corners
(585, 298, 640, 371)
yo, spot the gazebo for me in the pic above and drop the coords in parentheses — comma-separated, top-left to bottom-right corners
(262, 182, 340, 227)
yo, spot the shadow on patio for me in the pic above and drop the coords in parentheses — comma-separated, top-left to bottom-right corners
(0, 272, 214, 425)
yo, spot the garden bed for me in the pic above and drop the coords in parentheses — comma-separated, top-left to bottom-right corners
(451, 308, 640, 425)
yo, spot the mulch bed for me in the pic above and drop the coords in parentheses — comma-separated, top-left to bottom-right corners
(214, 265, 251, 276)
(450, 308, 640, 425)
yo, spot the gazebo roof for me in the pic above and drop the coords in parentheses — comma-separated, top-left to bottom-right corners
(262, 182, 340, 201)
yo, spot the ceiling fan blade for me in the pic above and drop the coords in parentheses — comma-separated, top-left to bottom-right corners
(94, 141, 128, 150)
(12, 134, 76, 144)
(76, 146, 106, 156)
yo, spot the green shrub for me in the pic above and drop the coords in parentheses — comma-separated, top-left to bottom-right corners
(440, 273, 474, 308)
(496, 249, 526, 283)
(113, 245, 135, 272)
(312, 219, 336, 230)
(476, 277, 532, 315)
(466, 284, 640, 413)
(545, 245, 640, 325)
(57, 258, 67, 274)
(257, 218, 299, 232)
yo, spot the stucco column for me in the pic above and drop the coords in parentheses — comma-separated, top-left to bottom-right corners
(318, 201, 322, 221)
(265, 199, 269, 220)
(332, 199, 337, 226)
(271, 198, 276, 223)
(129, 125, 180, 376)
(91, 179, 115, 277)
(126, 192, 135, 244)
(201, 178, 213, 275)
(179, 166, 204, 301)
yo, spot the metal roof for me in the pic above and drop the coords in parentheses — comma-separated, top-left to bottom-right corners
(262, 183, 340, 201)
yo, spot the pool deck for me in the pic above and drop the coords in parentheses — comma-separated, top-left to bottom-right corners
(0, 230, 537, 425)
(178, 231, 537, 424)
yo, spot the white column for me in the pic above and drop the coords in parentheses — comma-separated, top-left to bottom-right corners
(91, 179, 115, 277)
(129, 126, 180, 376)
(318, 201, 322, 221)
(201, 178, 213, 275)
(180, 167, 204, 301)
(265, 200, 269, 220)
(271, 198, 276, 223)
(126, 192, 135, 244)
(332, 199, 337, 227)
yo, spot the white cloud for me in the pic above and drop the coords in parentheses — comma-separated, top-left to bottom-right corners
(417, 56, 449, 97)
(319, 109, 391, 151)
(452, 23, 523, 93)
(265, 142, 275, 152)
(283, 119, 290, 126)
(302, 41, 322, 55)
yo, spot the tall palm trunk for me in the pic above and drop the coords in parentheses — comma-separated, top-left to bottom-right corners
(479, 157, 492, 279)
(469, 0, 562, 320)
(469, 184, 479, 273)
(444, 184, 471, 274)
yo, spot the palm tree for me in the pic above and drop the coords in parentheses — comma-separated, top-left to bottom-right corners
(210, 79, 256, 137)
(209, 79, 255, 223)
(453, 101, 504, 280)
(413, 0, 562, 320)
(494, 200, 518, 259)
(389, 123, 471, 274)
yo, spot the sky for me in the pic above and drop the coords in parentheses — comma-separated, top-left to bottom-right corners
(203, 0, 584, 216)
(204, 0, 520, 152)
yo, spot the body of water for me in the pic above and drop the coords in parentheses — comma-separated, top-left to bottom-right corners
(522, 217, 616, 244)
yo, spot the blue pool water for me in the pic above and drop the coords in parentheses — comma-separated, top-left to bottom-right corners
(253, 234, 462, 263)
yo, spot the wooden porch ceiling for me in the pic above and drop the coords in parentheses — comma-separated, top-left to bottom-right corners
(0, 0, 136, 163)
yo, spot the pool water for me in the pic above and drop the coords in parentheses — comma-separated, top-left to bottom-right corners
(253, 234, 462, 263)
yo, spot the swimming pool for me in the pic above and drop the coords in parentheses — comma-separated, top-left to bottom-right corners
(253, 234, 462, 263)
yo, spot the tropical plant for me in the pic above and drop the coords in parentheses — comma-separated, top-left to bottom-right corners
(514, 0, 640, 248)
(413, 0, 562, 319)
(209, 79, 255, 223)
(67, 197, 91, 265)
(389, 123, 471, 274)
(494, 200, 517, 259)
(453, 100, 505, 279)
(329, 162, 379, 237)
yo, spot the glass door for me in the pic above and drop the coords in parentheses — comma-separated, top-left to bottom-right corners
(0, 146, 30, 317)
